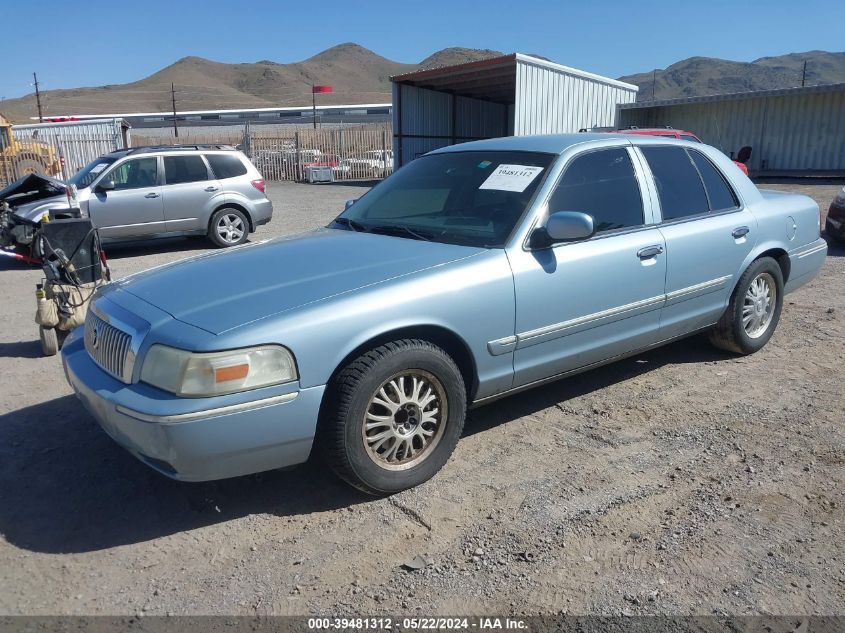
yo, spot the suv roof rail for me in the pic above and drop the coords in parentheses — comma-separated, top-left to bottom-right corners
(124, 144, 237, 154)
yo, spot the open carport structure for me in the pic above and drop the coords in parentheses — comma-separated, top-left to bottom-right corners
(391, 54, 638, 167)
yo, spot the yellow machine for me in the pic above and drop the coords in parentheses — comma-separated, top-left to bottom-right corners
(0, 113, 61, 184)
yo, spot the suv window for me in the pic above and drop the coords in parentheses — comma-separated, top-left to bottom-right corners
(689, 150, 738, 211)
(105, 157, 158, 190)
(163, 155, 209, 185)
(641, 146, 709, 220)
(205, 153, 247, 179)
(548, 148, 644, 232)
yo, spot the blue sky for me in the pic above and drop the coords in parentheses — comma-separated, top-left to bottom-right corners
(1, 0, 842, 100)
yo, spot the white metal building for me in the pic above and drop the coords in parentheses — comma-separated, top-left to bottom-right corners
(391, 54, 638, 166)
(616, 83, 845, 175)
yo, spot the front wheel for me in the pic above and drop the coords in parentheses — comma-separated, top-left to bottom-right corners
(709, 257, 784, 354)
(208, 207, 249, 248)
(320, 339, 466, 495)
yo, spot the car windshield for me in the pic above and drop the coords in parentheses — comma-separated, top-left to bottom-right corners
(67, 156, 119, 189)
(333, 151, 554, 247)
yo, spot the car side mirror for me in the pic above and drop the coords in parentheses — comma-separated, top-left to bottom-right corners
(97, 179, 115, 192)
(531, 211, 596, 248)
(344, 199, 357, 210)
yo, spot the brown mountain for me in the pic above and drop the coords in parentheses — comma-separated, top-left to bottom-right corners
(620, 50, 845, 101)
(3, 46, 844, 121)
(0, 44, 486, 122)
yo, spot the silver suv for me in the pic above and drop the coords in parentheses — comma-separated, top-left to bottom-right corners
(4, 145, 273, 249)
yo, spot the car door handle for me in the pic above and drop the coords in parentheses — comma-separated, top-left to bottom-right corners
(732, 226, 750, 239)
(637, 245, 664, 259)
(144, 192, 160, 199)
(204, 186, 218, 192)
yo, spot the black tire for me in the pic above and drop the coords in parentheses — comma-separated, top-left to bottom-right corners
(320, 339, 466, 495)
(709, 256, 784, 355)
(208, 207, 249, 248)
(39, 326, 58, 357)
(825, 223, 844, 245)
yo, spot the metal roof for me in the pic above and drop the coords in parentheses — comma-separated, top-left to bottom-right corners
(30, 103, 392, 121)
(391, 54, 637, 104)
(619, 82, 845, 109)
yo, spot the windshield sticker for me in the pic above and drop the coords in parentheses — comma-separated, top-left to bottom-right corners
(478, 160, 492, 169)
(478, 164, 544, 192)
(89, 163, 108, 174)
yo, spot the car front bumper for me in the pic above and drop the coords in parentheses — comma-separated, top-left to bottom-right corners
(61, 328, 323, 481)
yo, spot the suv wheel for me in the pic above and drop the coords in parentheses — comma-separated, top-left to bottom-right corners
(209, 207, 249, 247)
(320, 339, 466, 495)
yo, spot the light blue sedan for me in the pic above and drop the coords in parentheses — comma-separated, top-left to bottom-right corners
(62, 134, 827, 494)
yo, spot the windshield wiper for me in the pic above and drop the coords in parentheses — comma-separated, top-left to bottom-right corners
(367, 224, 433, 242)
(331, 217, 367, 232)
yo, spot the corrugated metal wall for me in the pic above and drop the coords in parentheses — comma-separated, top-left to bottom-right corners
(513, 58, 638, 135)
(393, 83, 509, 166)
(12, 119, 129, 178)
(617, 90, 845, 173)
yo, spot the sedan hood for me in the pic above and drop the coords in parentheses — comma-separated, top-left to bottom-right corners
(115, 228, 484, 334)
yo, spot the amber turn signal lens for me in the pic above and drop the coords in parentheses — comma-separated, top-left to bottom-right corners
(215, 364, 250, 383)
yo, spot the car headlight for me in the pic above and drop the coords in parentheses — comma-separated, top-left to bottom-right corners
(140, 344, 297, 396)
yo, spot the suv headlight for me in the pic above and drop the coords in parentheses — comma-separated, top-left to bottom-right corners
(140, 344, 297, 396)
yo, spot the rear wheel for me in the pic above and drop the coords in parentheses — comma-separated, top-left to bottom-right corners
(208, 207, 249, 248)
(709, 257, 784, 354)
(320, 339, 466, 495)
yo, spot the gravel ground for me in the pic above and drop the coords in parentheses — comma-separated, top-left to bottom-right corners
(0, 179, 843, 616)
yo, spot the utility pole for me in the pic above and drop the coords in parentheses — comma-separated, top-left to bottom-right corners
(33, 72, 43, 122)
(652, 69, 657, 101)
(171, 82, 179, 138)
(801, 60, 808, 87)
(312, 85, 317, 130)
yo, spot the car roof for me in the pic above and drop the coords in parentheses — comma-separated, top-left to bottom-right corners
(429, 133, 632, 156)
(104, 144, 237, 159)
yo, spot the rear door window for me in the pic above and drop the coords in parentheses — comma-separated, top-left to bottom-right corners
(640, 146, 709, 221)
(689, 150, 739, 211)
(163, 155, 210, 185)
(548, 147, 644, 232)
(206, 153, 248, 179)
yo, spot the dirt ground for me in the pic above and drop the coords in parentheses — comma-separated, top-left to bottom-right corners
(0, 180, 843, 616)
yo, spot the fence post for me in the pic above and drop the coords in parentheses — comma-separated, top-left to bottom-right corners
(243, 121, 251, 158)
(382, 129, 388, 178)
(294, 130, 301, 182)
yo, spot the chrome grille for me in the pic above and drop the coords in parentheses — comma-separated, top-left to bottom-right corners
(84, 311, 132, 382)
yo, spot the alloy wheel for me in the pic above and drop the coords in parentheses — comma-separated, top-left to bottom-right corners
(361, 370, 448, 471)
(216, 213, 245, 244)
(742, 272, 777, 339)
